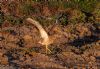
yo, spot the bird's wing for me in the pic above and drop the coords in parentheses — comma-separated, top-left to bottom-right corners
(26, 18, 49, 40)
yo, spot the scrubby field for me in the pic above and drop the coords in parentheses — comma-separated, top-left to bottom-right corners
(0, 0, 100, 69)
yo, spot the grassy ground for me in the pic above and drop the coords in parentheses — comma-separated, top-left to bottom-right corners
(0, 0, 100, 69)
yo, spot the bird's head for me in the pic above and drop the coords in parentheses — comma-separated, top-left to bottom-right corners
(38, 40, 43, 45)
(38, 39, 46, 45)
(38, 38, 50, 45)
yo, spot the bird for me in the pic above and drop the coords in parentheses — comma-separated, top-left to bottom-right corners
(26, 18, 54, 54)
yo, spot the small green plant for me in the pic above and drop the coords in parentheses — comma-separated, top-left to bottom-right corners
(19, 1, 41, 16)
(0, 11, 5, 26)
(78, 0, 98, 13)
(68, 9, 86, 24)
(6, 15, 23, 25)
(56, 12, 68, 26)
(93, 3, 100, 23)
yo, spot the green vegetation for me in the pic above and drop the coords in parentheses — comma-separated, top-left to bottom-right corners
(0, 0, 100, 26)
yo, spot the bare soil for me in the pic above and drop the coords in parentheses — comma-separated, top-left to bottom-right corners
(0, 23, 100, 69)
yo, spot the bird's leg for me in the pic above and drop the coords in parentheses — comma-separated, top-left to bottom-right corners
(46, 45, 48, 54)
(45, 45, 52, 54)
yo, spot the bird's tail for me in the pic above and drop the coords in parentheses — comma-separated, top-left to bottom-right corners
(26, 18, 49, 39)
